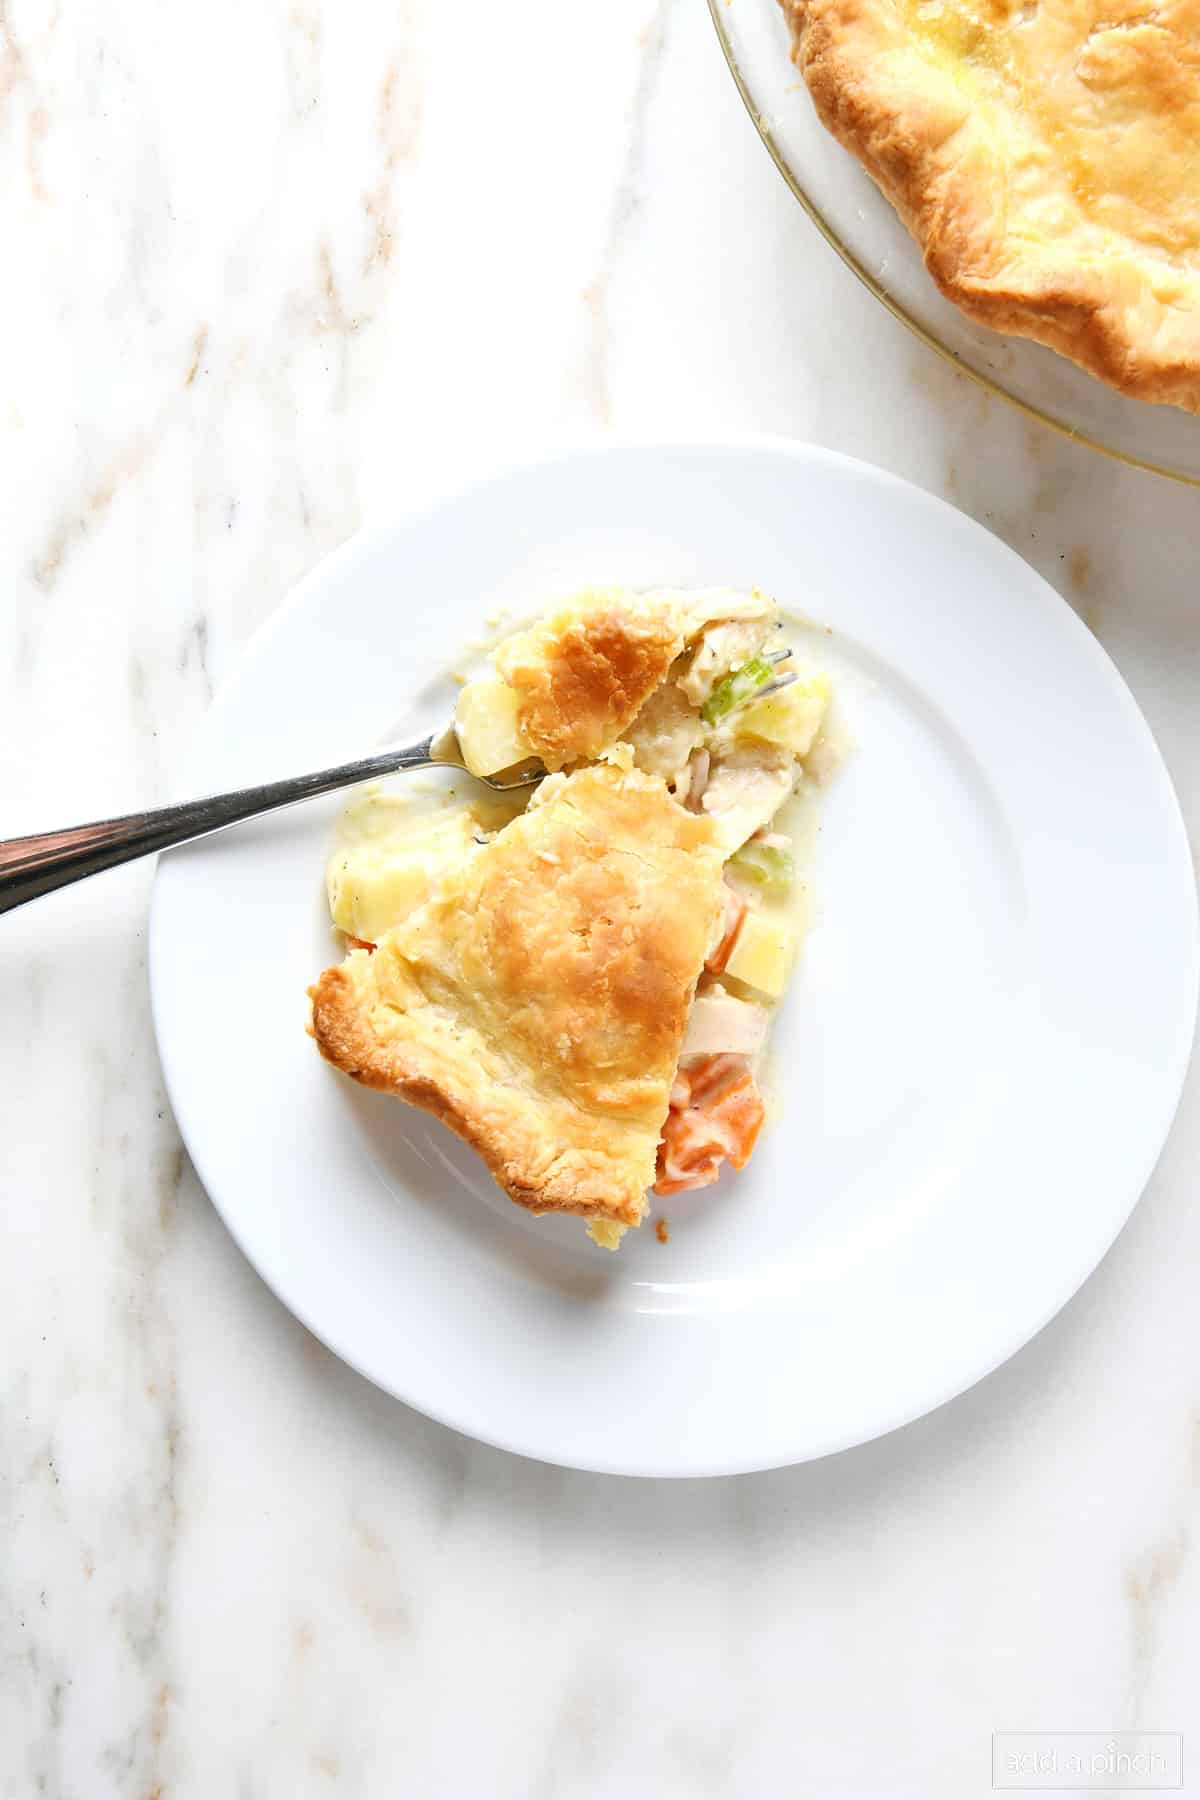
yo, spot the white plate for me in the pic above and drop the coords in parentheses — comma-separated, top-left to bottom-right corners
(150, 441, 1197, 1477)
(710, 0, 1200, 486)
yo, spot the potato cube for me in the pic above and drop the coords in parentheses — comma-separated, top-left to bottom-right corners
(735, 672, 830, 758)
(326, 815, 475, 941)
(455, 672, 527, 777)
(723, 910, 797, 999)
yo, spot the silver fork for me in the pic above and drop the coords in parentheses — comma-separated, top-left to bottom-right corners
(0, 733, 540, 916)
(0, 660, 797, 916)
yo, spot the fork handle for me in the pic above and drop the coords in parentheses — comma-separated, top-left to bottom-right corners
(0, 737, 437, 915)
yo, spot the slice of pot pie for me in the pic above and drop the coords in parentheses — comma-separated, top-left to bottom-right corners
(309, 587, 835, 1248)
(781, 0, 1200, 410)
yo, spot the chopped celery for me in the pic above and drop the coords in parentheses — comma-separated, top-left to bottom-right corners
(729, 841, 794, 897)
(701, 656, 774, 726)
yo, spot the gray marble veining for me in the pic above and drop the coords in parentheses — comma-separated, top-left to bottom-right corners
(1, 1, 1197, 1795)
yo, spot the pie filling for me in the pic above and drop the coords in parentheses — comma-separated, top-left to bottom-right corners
(311, 588, 837, 1249)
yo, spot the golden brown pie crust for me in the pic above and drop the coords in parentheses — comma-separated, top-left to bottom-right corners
(782, 0, 1200, 410)
(309, 764, 725, 1229)
(494, 598, 685, 771)
(490, 587, 773, 771)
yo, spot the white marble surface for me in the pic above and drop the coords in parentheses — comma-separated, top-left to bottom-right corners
(1, 1, 1198, 1794)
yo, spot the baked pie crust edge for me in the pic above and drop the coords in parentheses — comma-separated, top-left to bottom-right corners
(309, 764, 726, 1230)
(782, 0, 1200, 412)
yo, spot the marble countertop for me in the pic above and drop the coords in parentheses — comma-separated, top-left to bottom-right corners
(2, 2, 1198, 1794)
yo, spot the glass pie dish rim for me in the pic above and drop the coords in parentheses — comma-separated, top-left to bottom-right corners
(707, 0, 1200, 491)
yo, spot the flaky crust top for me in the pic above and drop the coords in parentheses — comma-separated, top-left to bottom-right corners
(309, 765, 725, 1227)
(783, 0, 1200, 409)
(493, 587, 772, 770)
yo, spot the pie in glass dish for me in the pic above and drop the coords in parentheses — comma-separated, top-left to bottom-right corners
(309, 588, 835, 1248)
(781, 0, 1200, 411)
